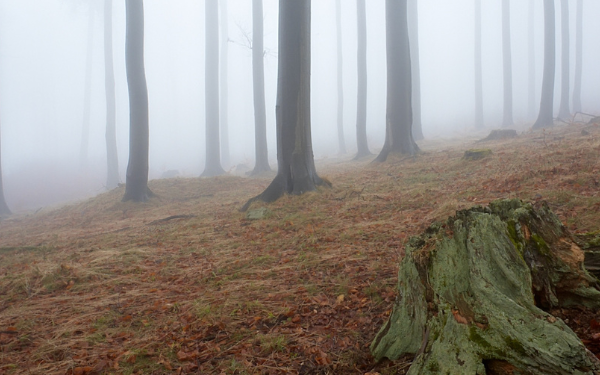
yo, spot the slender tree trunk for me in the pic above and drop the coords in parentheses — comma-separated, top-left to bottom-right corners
(242, 0, 328, 211)
(104, 0, 119, 190)
(355, 0, 371, 159)
(375, 0, 418, 162)
(572, 0, 583, 114)
(122, 0, 152, 202)
(557, 0, 571, 120)
(408, 0, 424, 140)
(80, 9, 94, 169)
(533, 0, 556, 129)
(0, 122, 10, 216)
(474, 0, 484, 129)
(219, 0, 230, 168)
(250, 0, 270, 175)
(203, 0, 225, 177)
(501, 0, 513, 128)
(335, 0, 346, 154)
(528, 0, 536, 120)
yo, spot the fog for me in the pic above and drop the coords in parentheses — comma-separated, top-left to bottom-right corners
(0, 0, 599, 211)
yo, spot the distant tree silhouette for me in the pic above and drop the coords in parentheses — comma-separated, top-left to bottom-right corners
(408, 0, 424, 140)
(122, 0, 152, 202)
(203, 0, 225, 177)
(249, 0, 271, 175)
(104, 0, 119, 190)
(354, 0, 371, 159)
(572, 0, 583, 114)
(474, 0, 484, 129)
(0, 122, 10, 216)
(242, 0, 328, 210)
(220, 0, 230, 168)
(501, 0, 514, 128)
(79, 9, 94, 169)
(375, 0, 418, 162)
(335, 0, 346, 154)
(528, 0, 536, 120)
(557, 0, 571, 121)
(533, 0, 556, 129)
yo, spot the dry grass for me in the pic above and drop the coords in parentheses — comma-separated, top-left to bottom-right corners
(1, 123, 600, 374)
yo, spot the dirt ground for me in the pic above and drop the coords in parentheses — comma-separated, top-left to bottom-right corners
(2, 122, 600, 374)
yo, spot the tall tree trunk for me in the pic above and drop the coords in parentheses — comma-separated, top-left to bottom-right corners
(122, 0, 152, 202)
(408, 0, 424, 140)
(250, 0, 270, 175)
(219, 0, 230, 168)
(104, 0, 119, 190)
(335, 0, 346, 154)
(528, 0, 536, 120)
(80, 9, 94, 169)
(501, 0, 513, 128)
(242, 0, 328, 211)
(572, 0, 583, 114)
(474, 0, 484, 129)
(203, 0, 225, 177)
(557, 0, 571, 120)
(0, 122, 10, 216)
(533, 0, 556, 129)
(375, 0, 418, 162)
(354, 0, 371, 159)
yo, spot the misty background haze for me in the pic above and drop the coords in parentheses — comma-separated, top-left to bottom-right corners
(0, 0, 599, 211)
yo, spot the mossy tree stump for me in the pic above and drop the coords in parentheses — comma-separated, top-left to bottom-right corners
(371, 199, 600, 374)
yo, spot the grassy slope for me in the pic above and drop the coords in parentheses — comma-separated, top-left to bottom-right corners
(1, 123, 600, 375)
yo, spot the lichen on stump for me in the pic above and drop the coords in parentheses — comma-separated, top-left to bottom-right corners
(371, 199, 600, 374)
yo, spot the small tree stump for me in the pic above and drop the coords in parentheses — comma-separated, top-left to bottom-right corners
(371, 199, 600, 374)
(463, 149, 492, 161)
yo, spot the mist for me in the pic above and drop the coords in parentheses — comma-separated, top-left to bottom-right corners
(0, 0, 599, 211)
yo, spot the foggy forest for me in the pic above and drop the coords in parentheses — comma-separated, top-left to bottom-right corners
(3, 0, 600, 374)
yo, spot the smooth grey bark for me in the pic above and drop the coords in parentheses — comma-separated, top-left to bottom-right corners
(375, 0, 418, 162)
(371, 199, 600, 374)
(474, 0, 484, 129)
(528, 0, 536, 119)
(242, 0, 328, 211)
(122, 0, 152, 202)
(203, 0, 225, 177)
(501, 0, 513, 128)
(335, 0, 346, 154)
(572, 0, 583, 114)
(533, 0, 556, 129)
(354, 0, 371, 159)
(557, 0, 571, 120)
(408, 0, 424, 140)
(219, 0, 230, 168)
(79, 9, 94, 169)
(0, 122, 10, 216)
(250, 0, 270, 175)
(104, 0, 119, 190)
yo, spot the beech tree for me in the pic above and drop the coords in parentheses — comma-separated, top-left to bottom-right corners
(104, 0, 119, 190)
(354, 0, 370, 159)
(0, 123, 10, 216)
(572, 0, 583, 114)
(408, 0, 423, 140)
(528, 0, 536, 119)
(501, 0, 513, 128)
(557, 0, 570, 120)
(335, 0, 346, 154)
(375, 0, 418, 162)
(249, 0, 270, 175)
(242, 0, 328, 210)
(122, 0, 152, 202)
(474, 0, 484, 129)
(532, 0, 556, 129)
(203, 0, 225, 177)
(220, 0, 230, 167)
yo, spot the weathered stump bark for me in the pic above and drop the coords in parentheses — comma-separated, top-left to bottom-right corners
(371, 199, 600, 374)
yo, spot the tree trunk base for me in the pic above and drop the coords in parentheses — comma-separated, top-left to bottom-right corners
(122, 186, 154, 203)
(372, 199, 600, 374)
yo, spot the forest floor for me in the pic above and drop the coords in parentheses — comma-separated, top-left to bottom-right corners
(2, 122, 600, 375)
